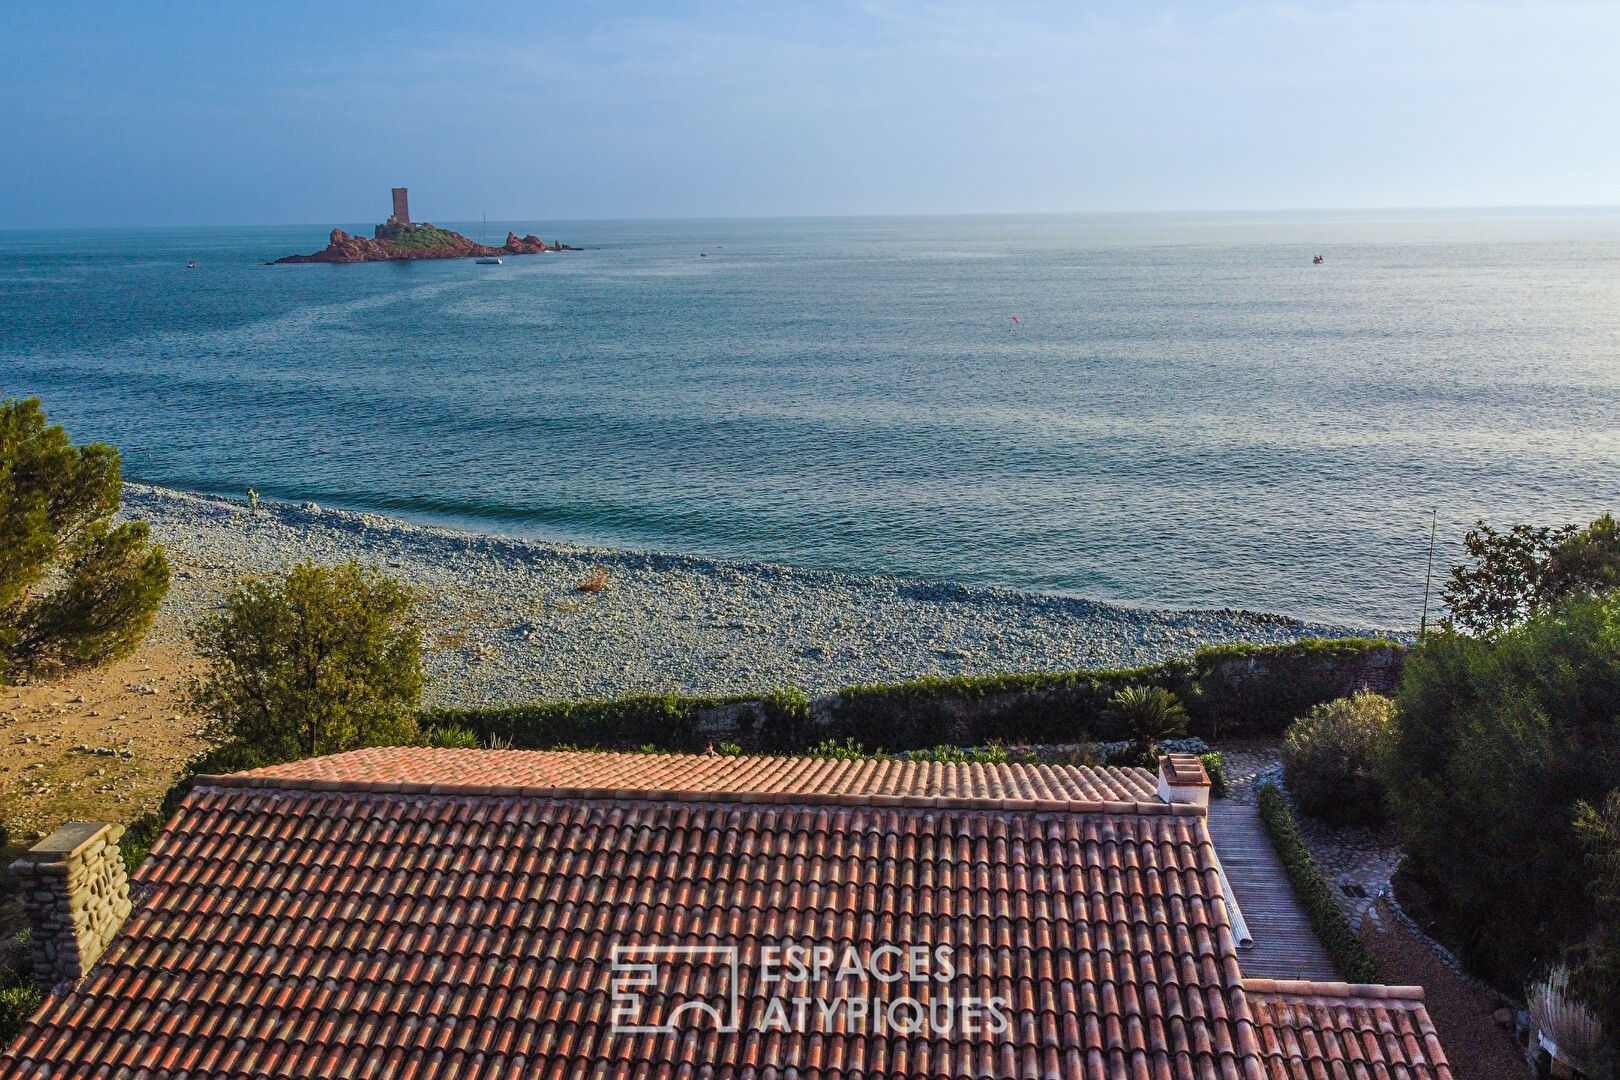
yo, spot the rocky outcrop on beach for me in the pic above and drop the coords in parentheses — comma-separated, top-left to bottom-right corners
(273, 225, 576, 264)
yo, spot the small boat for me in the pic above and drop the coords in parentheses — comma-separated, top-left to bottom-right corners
(186, 262, 198, 269)
(475, 213, 501, 265)
(1312, 253, 1324, 264)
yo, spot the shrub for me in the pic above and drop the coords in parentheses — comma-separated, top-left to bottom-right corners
(1109, 685, 1187, 768)
(420, 693, 720, 752)
(805, 737, 873, 761)
(1200, 752, 1228, 798)
(1383, 593, 1620, 987)
(1191, 638, 1404, 738)
(0, 395, 169, 682)
(421, 722, 480, 749)
(1112, 685, 1189, 741)
(193, 561, 423, 763)
(1280, 693, 1393, 824)
(0, 817, 40, 1044)
(759, 685, 812, 750)
(0, 980, 41, 1050)
(1256, 783, 1379, 982)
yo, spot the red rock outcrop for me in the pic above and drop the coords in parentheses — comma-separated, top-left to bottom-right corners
(274, 226, 575, 264)
(503, 233, 581, 254)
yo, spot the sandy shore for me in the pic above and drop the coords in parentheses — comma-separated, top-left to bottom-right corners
(120, 484, 1398, 708)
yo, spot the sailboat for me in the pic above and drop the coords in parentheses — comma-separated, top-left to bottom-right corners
(475, 213, 502, 265)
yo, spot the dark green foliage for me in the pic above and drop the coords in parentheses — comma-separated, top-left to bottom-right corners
(758, 685, 812, 750)
(1112, 685, 1190, 742)
(823, 660, 1194, 749)
(1200, 752, 1228, 798)
(193, 561, 424, 763)
(1572, 790, 1620, 1056)
(1281, 693, 1394, 824)
(1383, 594, 1620, 987)
(0, 977, 41, 1052)
(1192, 638, 1404, 739)
(130, 562, 425, 877)
(0, 819, 39, 1044)
(1256, 783, 1380, 983)
(383, 224, 471, 250)
(1443, 514, 1620, 633)
(800, 739, 1025, 764)
(0, 395, 168, 682)
(1110, 685, 1189, 767)
(425, 637, 1401, 753)
(421, 693, 724, 753)
(421, 722, 481, 749)
(805, 737, 871, 761)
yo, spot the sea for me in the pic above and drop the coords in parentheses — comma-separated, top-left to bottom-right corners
(2, 210, 1618, 628)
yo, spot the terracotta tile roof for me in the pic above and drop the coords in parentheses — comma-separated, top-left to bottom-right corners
(1245, 980, 1454, 1080)
(224, 747, 1165, 808)
(1, 751, 1451, 1080)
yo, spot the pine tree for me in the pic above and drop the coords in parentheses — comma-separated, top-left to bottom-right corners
(0, 396, 169, 681)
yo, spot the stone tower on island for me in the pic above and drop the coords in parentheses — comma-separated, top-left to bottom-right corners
(375, 187, 413, 238)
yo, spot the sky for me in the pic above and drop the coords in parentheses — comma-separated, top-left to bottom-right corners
(1, 1, 1617, 227)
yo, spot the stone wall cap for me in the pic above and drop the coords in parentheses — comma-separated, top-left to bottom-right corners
(14, 822, 115, 863)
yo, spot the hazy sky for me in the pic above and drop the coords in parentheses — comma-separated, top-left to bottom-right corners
(2, 1, 1617, 227)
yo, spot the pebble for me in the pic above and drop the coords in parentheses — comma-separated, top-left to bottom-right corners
(120, 484, 1406, 709)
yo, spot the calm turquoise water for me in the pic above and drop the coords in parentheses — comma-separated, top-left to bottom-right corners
(3, 212, 1618, 626)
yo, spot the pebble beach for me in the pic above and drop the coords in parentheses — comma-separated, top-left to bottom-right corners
(121, 484, 1402, 709)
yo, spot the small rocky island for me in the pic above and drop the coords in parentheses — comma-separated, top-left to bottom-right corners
(274, 188, 576, 264)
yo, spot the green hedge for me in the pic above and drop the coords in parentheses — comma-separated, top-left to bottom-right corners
(426, 637, 1403, 753)
(1256, 782, 1379, 983)
(419, 689, 817, 754)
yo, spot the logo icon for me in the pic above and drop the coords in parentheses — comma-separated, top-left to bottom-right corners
(610, 945, 741, 1034)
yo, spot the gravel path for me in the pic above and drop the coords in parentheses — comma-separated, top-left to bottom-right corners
(121, 484, 1403, 709)
(1360, 899, 1527, 1080)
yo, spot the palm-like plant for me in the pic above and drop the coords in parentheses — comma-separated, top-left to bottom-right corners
(1110, 685, 1189, 767)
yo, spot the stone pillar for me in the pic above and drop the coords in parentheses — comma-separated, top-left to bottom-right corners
(8, 821, 133, 988)
(1158, 753, 1212, 807)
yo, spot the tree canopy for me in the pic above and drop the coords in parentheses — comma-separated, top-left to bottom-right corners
(1443, 513, 1620, 633)
(193, 561, 424, 764)
(1384, 592, 1620, 986)
(0, 395, 169, 682)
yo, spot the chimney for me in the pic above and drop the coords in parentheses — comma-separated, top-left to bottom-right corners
(8, 822, 133, 988)
(1158, 753, 1211, 807)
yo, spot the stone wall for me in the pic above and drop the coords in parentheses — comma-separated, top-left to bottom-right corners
(8, 821, 133, 988)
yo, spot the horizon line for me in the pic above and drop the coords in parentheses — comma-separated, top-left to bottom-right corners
(5, 203, 1620, 233)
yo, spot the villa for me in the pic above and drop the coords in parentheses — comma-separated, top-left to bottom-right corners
(1, 750, 1451, 1079)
